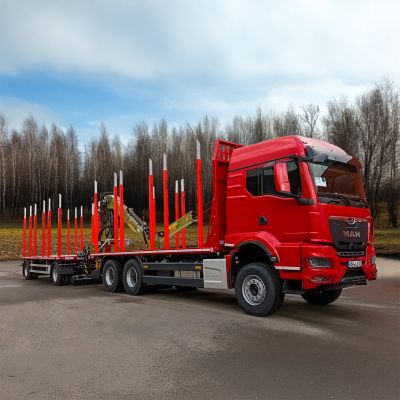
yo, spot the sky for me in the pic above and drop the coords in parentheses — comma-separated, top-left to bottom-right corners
(0, 0, 399, 145)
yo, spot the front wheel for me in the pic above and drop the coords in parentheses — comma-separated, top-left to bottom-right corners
(235, 263, 284, 316)
(301, 289, 342, 305)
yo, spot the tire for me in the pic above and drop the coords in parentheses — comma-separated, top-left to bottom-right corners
(51, 263, 64, 286)
(301, 289, 342, 306)
(122, 259, 143, 295)
(23, 262, 37, 280)
(235, 262, 284, 316)
(102, 259, 123, 293)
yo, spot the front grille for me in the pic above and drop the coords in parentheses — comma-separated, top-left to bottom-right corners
(329, 217, 368, 251)
(337, 250, 365, 257)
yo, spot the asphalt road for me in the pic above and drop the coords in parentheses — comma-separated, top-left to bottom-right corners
(0, 258, 399, 400)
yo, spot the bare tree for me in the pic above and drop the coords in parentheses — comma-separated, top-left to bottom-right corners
(323, 98, 358, 156)
(273, 106, 301, 137)
(356, 79, 400, 221)
(301, 104, 320, 138)
(0, 85, 398, 227)
(0, 115, 7, 215)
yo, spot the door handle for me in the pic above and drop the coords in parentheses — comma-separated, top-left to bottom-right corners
(258, 216, 268, 225)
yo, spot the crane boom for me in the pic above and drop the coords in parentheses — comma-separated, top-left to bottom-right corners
(99, 194, 196, 248)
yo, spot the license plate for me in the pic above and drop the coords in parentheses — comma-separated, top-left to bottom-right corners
(348, 260, 362, 268)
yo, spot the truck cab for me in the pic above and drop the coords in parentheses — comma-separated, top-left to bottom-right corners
(219, 136, 376, 314)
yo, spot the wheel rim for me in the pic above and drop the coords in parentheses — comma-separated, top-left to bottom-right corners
(52, 266, 58, 282)
(126, 266, 137, 288)
(242, 275, 266, 306)
(24, 264, 29, 277)
(105, 267, 115, 286)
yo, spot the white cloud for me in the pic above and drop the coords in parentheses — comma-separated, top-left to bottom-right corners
(0, 0, 399, 132)
(1, 0, 399, 81)
(0, 96, 58, 130)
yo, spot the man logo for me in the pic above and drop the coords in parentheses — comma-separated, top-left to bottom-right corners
(343, 230, 361, 238)
(347, 218, 356, 225)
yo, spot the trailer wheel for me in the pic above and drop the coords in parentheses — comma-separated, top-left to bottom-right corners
(102, 259, 123, 293)
(301, 289, 342, 306)
(122, 259, 143, 295)
(234, 263, 284, 316)
(23, 262, 37, 280)
(51, 263, 64, 286)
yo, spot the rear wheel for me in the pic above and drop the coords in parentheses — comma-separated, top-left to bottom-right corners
(102, 259, 123, 293)
(235, 263, 284, 316)
(23, 262, 37, 280)
(302, 289, 342, 305)
(122, 259, 143, 295)
(51, 263, 64, 286)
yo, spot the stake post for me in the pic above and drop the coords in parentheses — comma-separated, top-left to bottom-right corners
(41, 201, 46, 256)
(113, 172, 119, 252)
(181, 179, 186, 248)
(33, 204, 37, 256)
(119, 171, 125, 251)
(162, 153, 169, 249)
(196, 140, 204, 247)
(57, 194, 62, 257)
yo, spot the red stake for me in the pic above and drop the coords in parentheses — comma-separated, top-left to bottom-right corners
(28, 205, 32, 257)
(33, 204, 37, 256)
(181, 179, 186, 249)
(57, 194, 62, 257)
(93, 181, 98, 253)
(175, 180, 180, 248)
(74, 207, 78, 254)
(113, 172, 119, 252)
(119, 171, 125, 251)
(67, 209, 71, 254)
(80, 206, 84, 251)
(91, 203, 94, 246)
(41, 201, 46, 256)
(22, 207, 27, 257)
(47, 199, 51, 257)
(148, 159, 155, 250)
(153, 187, 157, 247)
(196, 140, 204, 248)
(162, 154, 169, 249)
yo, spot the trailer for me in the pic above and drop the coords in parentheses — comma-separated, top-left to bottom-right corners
(21, 136, 377, 316)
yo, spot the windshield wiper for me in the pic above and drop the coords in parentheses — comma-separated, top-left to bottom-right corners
(318, 192, 351, 206)
(341, 195, 368, 208)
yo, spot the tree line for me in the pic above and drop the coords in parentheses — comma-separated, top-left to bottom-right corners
(0, 79, 398, 227)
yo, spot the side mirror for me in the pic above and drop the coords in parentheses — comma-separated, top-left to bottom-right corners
(274, 163, 291, 194)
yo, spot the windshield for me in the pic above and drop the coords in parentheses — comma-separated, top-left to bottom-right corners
(309, 160, 367, 207)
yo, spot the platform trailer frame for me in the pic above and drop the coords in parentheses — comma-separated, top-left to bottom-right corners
(21, 140, 239, 293)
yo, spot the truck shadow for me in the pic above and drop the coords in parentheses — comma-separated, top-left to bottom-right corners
(2, 273, 383, 326)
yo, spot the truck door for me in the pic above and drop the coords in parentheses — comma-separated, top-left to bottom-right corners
(237, 160, 309, 265)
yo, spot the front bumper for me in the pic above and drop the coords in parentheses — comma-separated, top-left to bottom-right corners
(301, 243, 377, 290)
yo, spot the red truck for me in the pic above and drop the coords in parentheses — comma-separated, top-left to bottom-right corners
(21, 135, 377, 316)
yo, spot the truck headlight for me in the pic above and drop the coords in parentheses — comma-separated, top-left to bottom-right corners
(308, 257, 332, 268)
(370, 255, 376, 265)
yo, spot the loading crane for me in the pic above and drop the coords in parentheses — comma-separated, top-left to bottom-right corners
(98, 193, 197, 249)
